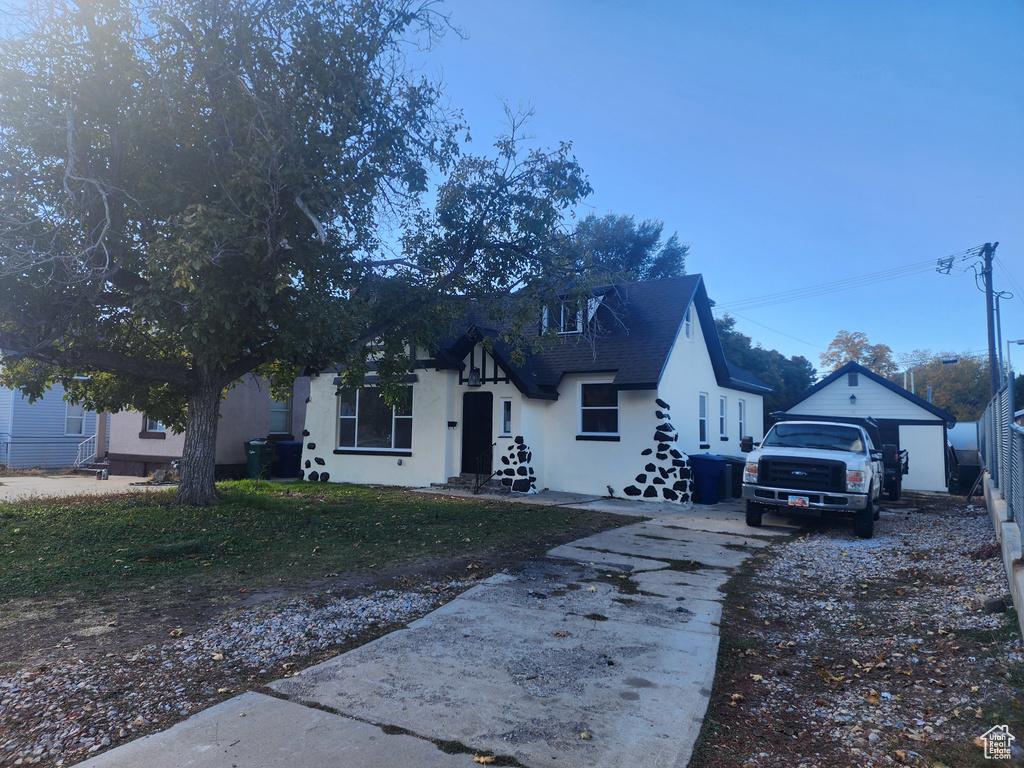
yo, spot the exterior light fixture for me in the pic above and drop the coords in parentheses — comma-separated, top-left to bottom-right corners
(849, 394, 857, 405)
(467, 367, 482, 387)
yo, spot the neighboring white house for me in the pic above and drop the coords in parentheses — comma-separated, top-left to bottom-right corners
(782, 361, 956, 493)
(0, 382, 107, 469)
(108, 375, 309, 477)
(300, 275, 771, 502)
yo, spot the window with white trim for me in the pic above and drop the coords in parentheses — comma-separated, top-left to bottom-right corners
(738, 399, 746, 439)
(500, 398, 512, 436)
(144, 417, 164, 433)
(719, 396, 727, 439)
(579, 383, 618, 435)
(684, 305, 693, 341)
(338, 387, 412, 450)
(269, 394, 292, 435)
(698, 392, 709, 445)
(65, 402, 85, 436)
(542, 303, 582, 334)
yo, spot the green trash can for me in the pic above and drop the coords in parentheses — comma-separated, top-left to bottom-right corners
(244, 439, 274, 479)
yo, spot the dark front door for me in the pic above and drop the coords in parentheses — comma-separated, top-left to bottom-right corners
(461, 392, 493, 475)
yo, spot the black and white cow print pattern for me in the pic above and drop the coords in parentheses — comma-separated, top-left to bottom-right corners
(498, 436, 538, 493)
(622, 398, 691, 503)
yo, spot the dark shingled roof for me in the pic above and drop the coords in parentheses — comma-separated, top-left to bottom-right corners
(429, 274, 771, 400)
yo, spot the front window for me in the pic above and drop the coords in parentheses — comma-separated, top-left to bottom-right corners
(500, 399, 512, 436)
(269, 394, 292, 434)
(698, 392, 708, 445)
(65, 402, 85, 436)
(719, 396, 727, 439)
(338, 387, 412, 450)
(580, 383, 618, 434)
(738, 399, 746, 438)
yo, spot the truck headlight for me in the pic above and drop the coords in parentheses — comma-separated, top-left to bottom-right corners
(743, 462, 758, 483)
(846, 470, 867, 493)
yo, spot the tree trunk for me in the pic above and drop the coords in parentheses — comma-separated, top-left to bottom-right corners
(176, 380, 222, 506)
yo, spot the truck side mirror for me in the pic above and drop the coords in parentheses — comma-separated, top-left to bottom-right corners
(870, 449, 883, 461)
(740, 436, 754, 453)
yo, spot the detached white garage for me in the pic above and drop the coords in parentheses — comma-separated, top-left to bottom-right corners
(781, 362, 955, 493)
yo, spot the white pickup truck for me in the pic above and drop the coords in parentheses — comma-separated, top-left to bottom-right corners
(740, 419, 886, 539)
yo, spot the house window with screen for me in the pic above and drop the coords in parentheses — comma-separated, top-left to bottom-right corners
(65, 402, 85, 436)
(698, 392, 709, 446)
(579, 383, 618, 435)
(269, 394, 292, 435)
(719, 396, 727, 439)
(338, 387, 412, 451)
(500, 398, 512, 436)
(738, 399, 746, 438)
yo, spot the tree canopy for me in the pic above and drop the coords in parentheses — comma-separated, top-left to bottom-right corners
(0, 0, 591, 504)
(562, 212, 687, 282)
(715, 315, 817, 429)
(893, 351, 990, 422)
(820, 330, 898, 378)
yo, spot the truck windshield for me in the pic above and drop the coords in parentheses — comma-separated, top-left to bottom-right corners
(762, 423, 865, 452)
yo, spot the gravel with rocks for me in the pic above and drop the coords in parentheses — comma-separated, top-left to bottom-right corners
(0, 580, 472, 767)
(693, 495, 1024, 768)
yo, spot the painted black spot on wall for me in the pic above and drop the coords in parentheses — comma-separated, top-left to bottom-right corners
(302, 429, 310, 437)
(319, 472, 330, 482)
(500, 436, 538, 493)
(656, 398, 670, 409)
(314, 457, 325, 466)
(308, 471, 319, 482)
(306, 442, 316, 450)
(305, 460, 311, 469)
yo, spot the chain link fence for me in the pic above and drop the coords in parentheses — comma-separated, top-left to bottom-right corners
(980, 376, 1023, 540)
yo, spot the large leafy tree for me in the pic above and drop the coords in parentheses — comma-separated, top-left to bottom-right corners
(820, 330, 898, 378)
(715, 315, 816, 429)
(0, 0, 590, 505)
(895, 351, 989, 421)
(564, 212, 687, 282)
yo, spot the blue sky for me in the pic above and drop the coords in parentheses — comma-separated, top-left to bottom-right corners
(420, 0, 1024, 373)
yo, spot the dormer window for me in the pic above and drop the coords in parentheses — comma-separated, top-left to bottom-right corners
(542, 303, 583, 334)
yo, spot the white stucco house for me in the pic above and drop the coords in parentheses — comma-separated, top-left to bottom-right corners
(781, 361, 956, 493)
(300, 275, 771, 502)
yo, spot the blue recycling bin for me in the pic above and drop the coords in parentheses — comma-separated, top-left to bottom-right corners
(274, 440, 303, 479)
(689, 454, 727, 505)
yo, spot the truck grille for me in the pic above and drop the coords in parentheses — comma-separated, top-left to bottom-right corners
(760, 458, 846, 492)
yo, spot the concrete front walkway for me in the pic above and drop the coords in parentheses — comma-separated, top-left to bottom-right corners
(80, 497, 797, 768)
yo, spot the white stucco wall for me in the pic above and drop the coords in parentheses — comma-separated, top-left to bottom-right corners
(658, 307, 765, 457)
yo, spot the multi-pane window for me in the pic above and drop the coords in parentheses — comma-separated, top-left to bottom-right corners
(145, 417, 164, 432)
(338, 387, 412, 450)
(269, 395, 292, 435)
(580, 383, 618, 434)
(542, 304, 582, 334)
(65, 402, 85, 436)
(719, 396, 727, 439)
(500, 399, 512, 436)
(698, 392, 708, 444)
(738, 399, 746, 439)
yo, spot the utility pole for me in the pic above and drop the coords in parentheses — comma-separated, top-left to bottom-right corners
(982, 242, 1000, 396)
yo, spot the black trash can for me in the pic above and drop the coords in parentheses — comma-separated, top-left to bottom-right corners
(274, 440, 303, 479)
(244, 439, 274, 479)
(689, 454, 727, 505)
(720, 455, 748, 499)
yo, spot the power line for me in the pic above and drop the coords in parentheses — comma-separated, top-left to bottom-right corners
(715, 309, 826, 351)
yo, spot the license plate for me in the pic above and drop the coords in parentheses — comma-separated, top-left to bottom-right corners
(788, 496, 810, 508)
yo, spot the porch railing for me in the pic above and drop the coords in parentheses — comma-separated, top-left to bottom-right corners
(74, 434, 98, 468)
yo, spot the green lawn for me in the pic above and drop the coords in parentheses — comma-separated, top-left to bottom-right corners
(0, 481, 630, 599)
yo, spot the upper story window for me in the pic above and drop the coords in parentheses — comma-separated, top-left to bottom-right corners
(579, 383, 618, 435)
(848, 372, 859, 387)
(542, 303, 582, 335)
(65, 402, 85, 436)
(684, 305, 693, 341)
(338, 386, 412, 451)
(269, 394, 292, 435)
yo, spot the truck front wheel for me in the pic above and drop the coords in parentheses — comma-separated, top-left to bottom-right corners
(745, 500, 764, 527)
(854, 498, 877, 539)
